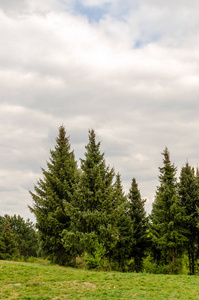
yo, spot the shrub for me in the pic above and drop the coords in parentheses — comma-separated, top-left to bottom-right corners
(84, 241, 106, 270)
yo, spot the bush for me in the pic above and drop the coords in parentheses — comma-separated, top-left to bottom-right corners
(84, 241, 106, 270)
(143, 255, 183, 274)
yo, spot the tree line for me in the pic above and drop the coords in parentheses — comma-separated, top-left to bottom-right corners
(0, 214, 38, 260)
(1, 125, 199, 274)
(29, 125, 199, 274)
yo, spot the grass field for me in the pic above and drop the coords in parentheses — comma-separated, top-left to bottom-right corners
(0, 260, 199, 299)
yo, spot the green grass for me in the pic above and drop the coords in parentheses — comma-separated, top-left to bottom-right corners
(0, 260, 199, 299)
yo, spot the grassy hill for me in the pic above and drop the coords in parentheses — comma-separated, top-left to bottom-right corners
(0, 260, 199, 299)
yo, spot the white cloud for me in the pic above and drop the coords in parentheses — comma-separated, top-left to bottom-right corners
(80, 0, 112, 6)
(1, 0, 199, 220)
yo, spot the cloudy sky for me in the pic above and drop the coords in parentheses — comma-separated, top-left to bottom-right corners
(1, 0, 199, 221)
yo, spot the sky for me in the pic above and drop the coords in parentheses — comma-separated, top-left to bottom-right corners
(1, 0, 199, 222)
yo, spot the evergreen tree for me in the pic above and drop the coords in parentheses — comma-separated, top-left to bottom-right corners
(0, 235, 6, 259)
(0, 216, 4, 231)
(178, 163, 199, 274)
(150, 147, 186, 272)
(127, 178, 148, 272)
(63, 130, 124, 264)
(29, 125, 78, 265)
(0, 218, 18, 260)
(110, 173, 132, 271)
(6, 214, 38, 258)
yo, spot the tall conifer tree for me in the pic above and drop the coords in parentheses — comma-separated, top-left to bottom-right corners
(150, 147, 186, 272)
(29, 125, 78, 265)
(110, 173, 132, 270)
(63, 130, 124, 261)
(178, 163, 199, 274)
(127, 178, 148, 272)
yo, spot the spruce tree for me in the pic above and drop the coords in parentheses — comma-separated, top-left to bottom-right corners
(5, 214, 38, 258)
(178, 163, 199, 274)
(29, 125, 78, 265)
(110, 173, 132, 270)
(0, 218, 18, 260)
(0, 216, 7, 259)
(127, 178, 148, 272)
(63, 130, 124, 263)
(150, 147, 186, 272)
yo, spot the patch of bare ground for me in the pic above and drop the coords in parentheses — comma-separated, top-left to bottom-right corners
(59, 280, 96, 290)
(5, 283, 21, 287)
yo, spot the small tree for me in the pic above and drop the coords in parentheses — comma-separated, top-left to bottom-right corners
(178, 163, 199, 274)
(127, 178, 148, 272)
(29, 125, 78, 265)
(150, 148, 186, 273)
(110, 173, 132, 271)
(0, 218, 18, 260)
(5, 214, 38, 258)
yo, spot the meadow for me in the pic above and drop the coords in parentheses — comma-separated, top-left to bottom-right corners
(0, 260, 199, 299)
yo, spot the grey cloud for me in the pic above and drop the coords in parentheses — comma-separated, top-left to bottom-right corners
(0, 0, 28, 14)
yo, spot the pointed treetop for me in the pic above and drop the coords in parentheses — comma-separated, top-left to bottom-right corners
(114, 172, 126, 200)
(55, 125, 69, 148)
(158, 147, 177, 185)
(89, 129, 96, 142)
(82, 129, 105, 167)
(87, 129, 100, 151)
(128, 178, 141, 199)
(128, 178, 146, 213)
(162, 147, 171, 165)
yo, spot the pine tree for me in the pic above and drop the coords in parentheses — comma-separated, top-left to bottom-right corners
(63, 130, 124, 264)
(29, 125, 78, 265)
(127, 178, 148, 272)
(150, 147, 186, 272)
(178, 163, 199, 274)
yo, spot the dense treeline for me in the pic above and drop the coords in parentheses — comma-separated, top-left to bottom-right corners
(29, 126, 199, 274)
(2, 125, 199, 274)
(28, 126, 199, 274)
(0, 214, 38, 260)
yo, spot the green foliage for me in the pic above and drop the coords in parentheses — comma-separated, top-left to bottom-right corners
(127, 178, 148, 272)
(4, 214, 38, 258)
(29, 125, 78, 265)
(0, 218, 18, 260)
(143, 255, 157, 273)
(84, 241, 106, 270)
(64, 129, 125, 263)
(112, 212, 133, 271)
(112, 177, 148, 272)
(178, 163, 199, 274)
(110, 173, 131, 270)
(0, 214, 38, 261)
(143, 255, 185, 274)
(150, 147, 187, 271)
(61, 230, 83, 265)
(26, 127, 199, 274)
